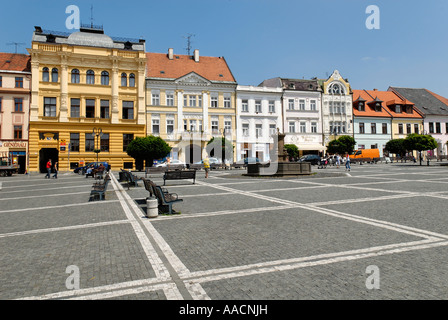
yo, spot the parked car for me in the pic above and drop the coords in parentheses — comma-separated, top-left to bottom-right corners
(155, 159, 186, 168)
(194, 157, 222, 165)
(298, 154, 321, 165)
(236, 157, 262, 165)
(74, 161, 110, 174)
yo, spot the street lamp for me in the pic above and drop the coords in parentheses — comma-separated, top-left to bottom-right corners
(92, 127, 103, 162)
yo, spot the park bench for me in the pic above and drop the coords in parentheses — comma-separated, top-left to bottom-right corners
(163, 170, 196, 186)
(145, 166, 167, 178)
(122, 170, 141, 189)
(89, 175, 111, 201)
(153, 184, 183, 215)
(142, 178, 168, 198)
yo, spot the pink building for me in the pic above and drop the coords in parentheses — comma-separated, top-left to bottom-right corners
(0, 53, 31, 173)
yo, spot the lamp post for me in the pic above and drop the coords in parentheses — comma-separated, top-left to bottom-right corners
(92, 127, 103, 162)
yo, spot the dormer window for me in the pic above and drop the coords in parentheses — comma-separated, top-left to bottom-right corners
(289, 83, 295, 89)
(395, 105, 401, 113)
(405, 105, 413, 114)
(375, 103, 382, 112)
(358, 102, 365, 111)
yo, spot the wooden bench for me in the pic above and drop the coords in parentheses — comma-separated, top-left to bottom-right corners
(145, 166, 167, 178)
(89, 175, 111, 201)
(122, 170, 141, 189)
(163, 170, 196, 186)
(142, 178, 168, 198)
(153, 185, 183, 215)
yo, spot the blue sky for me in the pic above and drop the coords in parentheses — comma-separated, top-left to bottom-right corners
(1, 0, 448, 96)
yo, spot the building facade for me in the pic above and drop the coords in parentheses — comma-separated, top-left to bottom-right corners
(0, 53, 31, 173)
(145, 49, 237, 164)
(27, 26, 147, 172)
(236, 85, 283, 161)
(318, 70, 353, 147)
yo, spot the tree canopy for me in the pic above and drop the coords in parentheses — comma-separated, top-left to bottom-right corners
(385, 139, 407, 158)
(284, 144, 299, 160)
(404, 133, 437, 152)
(126, 136, 172, 170)
(327, 135, 356, 155)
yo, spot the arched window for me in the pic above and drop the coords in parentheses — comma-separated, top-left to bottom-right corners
(129, 73, 135, 87)
(71, 69, 80, 84)
(86, 70, 95, 84)
(121, 73, 127, 87)
(329, 83, 344, 95)
(51, 68, 59, 83)
(42, 67, 49, 82)
(101, 71, 109, 86)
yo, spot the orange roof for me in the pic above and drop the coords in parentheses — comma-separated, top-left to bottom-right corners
(352, 90, 392, 118)
(146, 52, 236, 83)
(0, 53, 30, 72)
(353, 89, 422, 119)
(426, 89, 448, 107)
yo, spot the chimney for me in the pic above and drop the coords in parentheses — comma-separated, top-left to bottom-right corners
(168, 48, 174, 60)
(194, 49, 199, 62)
(373, 88, 378, 91)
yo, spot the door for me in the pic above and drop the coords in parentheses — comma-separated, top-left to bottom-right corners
(39, 148, 59, 173)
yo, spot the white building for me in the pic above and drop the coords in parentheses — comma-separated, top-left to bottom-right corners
(236, 85, 283, 161)
(259, 77, 324, 157)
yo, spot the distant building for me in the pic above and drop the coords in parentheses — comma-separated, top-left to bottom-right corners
(236, 85, 283, 161)
(389, 87, 448, 157)
(0, 53, 31, 173)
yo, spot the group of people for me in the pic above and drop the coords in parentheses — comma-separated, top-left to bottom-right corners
(44, 159, 58, 179)
(319, 154, 351, 171)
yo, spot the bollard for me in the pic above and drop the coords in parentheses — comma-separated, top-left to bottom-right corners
(146, 197, 158, 218)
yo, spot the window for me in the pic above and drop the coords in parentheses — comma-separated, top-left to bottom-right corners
(121, 73, 127, 87)
(15, 77, 23, 88)
(70, 98, 80, 118)
(224, 96, 231, 108)
(184, 120, 188, 131)
(189, 95, 196, 107)
(198, 95, 202, 107)
(288, 99, 294, 110)
(359, 123, 365, 134)
(242, 123, 249, 136)
(199, 120, 203, 132)
(289, 121, 295, 133)
(269, 124, 277, 135)
(406, 123, 412, 134)
(429, 122, 434, 134)
(166, 119, 174, 134)
(415, 124, 419, 134)
(382, 123, 388, 134)
(14, 98, 23, 112)
(299, 99, 305, 111)
(0, 76, 2, 87)
(70, 133, 80, 152)
(51, 68, 58, 83)
(310, 100, 316, 111)
(129, 74, 135, 87)
(100, 133, 110, 152)
(406, 106, 413, 114)
(42, 68, 49, 82)
(100, 100, 109, 119)
(269, 101, 275, 113)
(152, 119, 160, 134)
(44, 97, 57, 117)
(190, 120, 197, 132)
(122, 101, 134, 119)
(358, 102, 365, 112)
(71, 69, 80, 83)
(311, 122, 317, 133)
(436, 122, 441, 134)
(255, 124, 262, 138)
(241, 99, 248, 112)
(211, 120, 219, 133)
(398, 123, 404, 134)
(123, 134, 134, 152)
(224, 120, 232, 132)
(86, 70, 95, 84)
(211, 95, 218, 108)
(152, 92, 160, 106)
(85, 133, 95, 152)
(395, 105, 401, 113)
(85, 99, 95, 118)
(101, 71, 109, 85)
(14, 125, 22, 139)
(255, 100, 262, 113)
(375, 103, 382, 112)
(299, 122, 306, 133)
(371, 123, 377, 134)
(166, 93, 174, 106)
(329, 83, 344, 94)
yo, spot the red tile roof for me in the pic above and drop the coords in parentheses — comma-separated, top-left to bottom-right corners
(146, 52, 236, 83)
(352, 90, 392, 118)
(426, 89, 448, 107)
(0, 53, 31, 72)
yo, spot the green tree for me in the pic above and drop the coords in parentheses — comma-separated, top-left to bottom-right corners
(327, 135, 356, 155)
(385, 139, 407, 158)
(404, 133, 438, 166)
(206, 137, 234, 161)
(126, 136, 172, 170)
(284, 144, 299, 160)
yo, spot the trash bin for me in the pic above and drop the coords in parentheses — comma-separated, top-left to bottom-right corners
(146, 197, 158, 218)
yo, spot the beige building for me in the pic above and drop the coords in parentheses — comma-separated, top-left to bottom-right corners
(146, 49, 237, 164)
(0, 53, 31, 173)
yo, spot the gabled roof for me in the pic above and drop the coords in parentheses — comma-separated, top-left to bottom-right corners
(352, 90, 392, 118)
(389, 87, 448, 116)
(0, 53, 31, 72)
(363, 89, 422, 119)
(146, 52, 236, 83)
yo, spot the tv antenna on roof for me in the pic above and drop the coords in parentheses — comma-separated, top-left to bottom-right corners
(7, 42, 26, 54)
(183, 33, 195, 55)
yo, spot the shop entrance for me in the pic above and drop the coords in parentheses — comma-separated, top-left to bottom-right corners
(39, 148, 59, 173)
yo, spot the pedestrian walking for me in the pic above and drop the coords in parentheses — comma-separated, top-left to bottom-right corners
(203, 156, 210, 178)
(336, 154, 341, 169)
(45, 159, 52, 179)
(345, 154, 351, 171)
(52, 161, 58, 179)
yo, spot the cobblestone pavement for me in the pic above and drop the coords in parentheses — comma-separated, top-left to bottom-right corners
(1, 163, 448, 300)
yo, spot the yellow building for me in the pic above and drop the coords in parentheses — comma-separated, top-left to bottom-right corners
(27, 26, 147, 172)
(145, 49, 237, 164)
